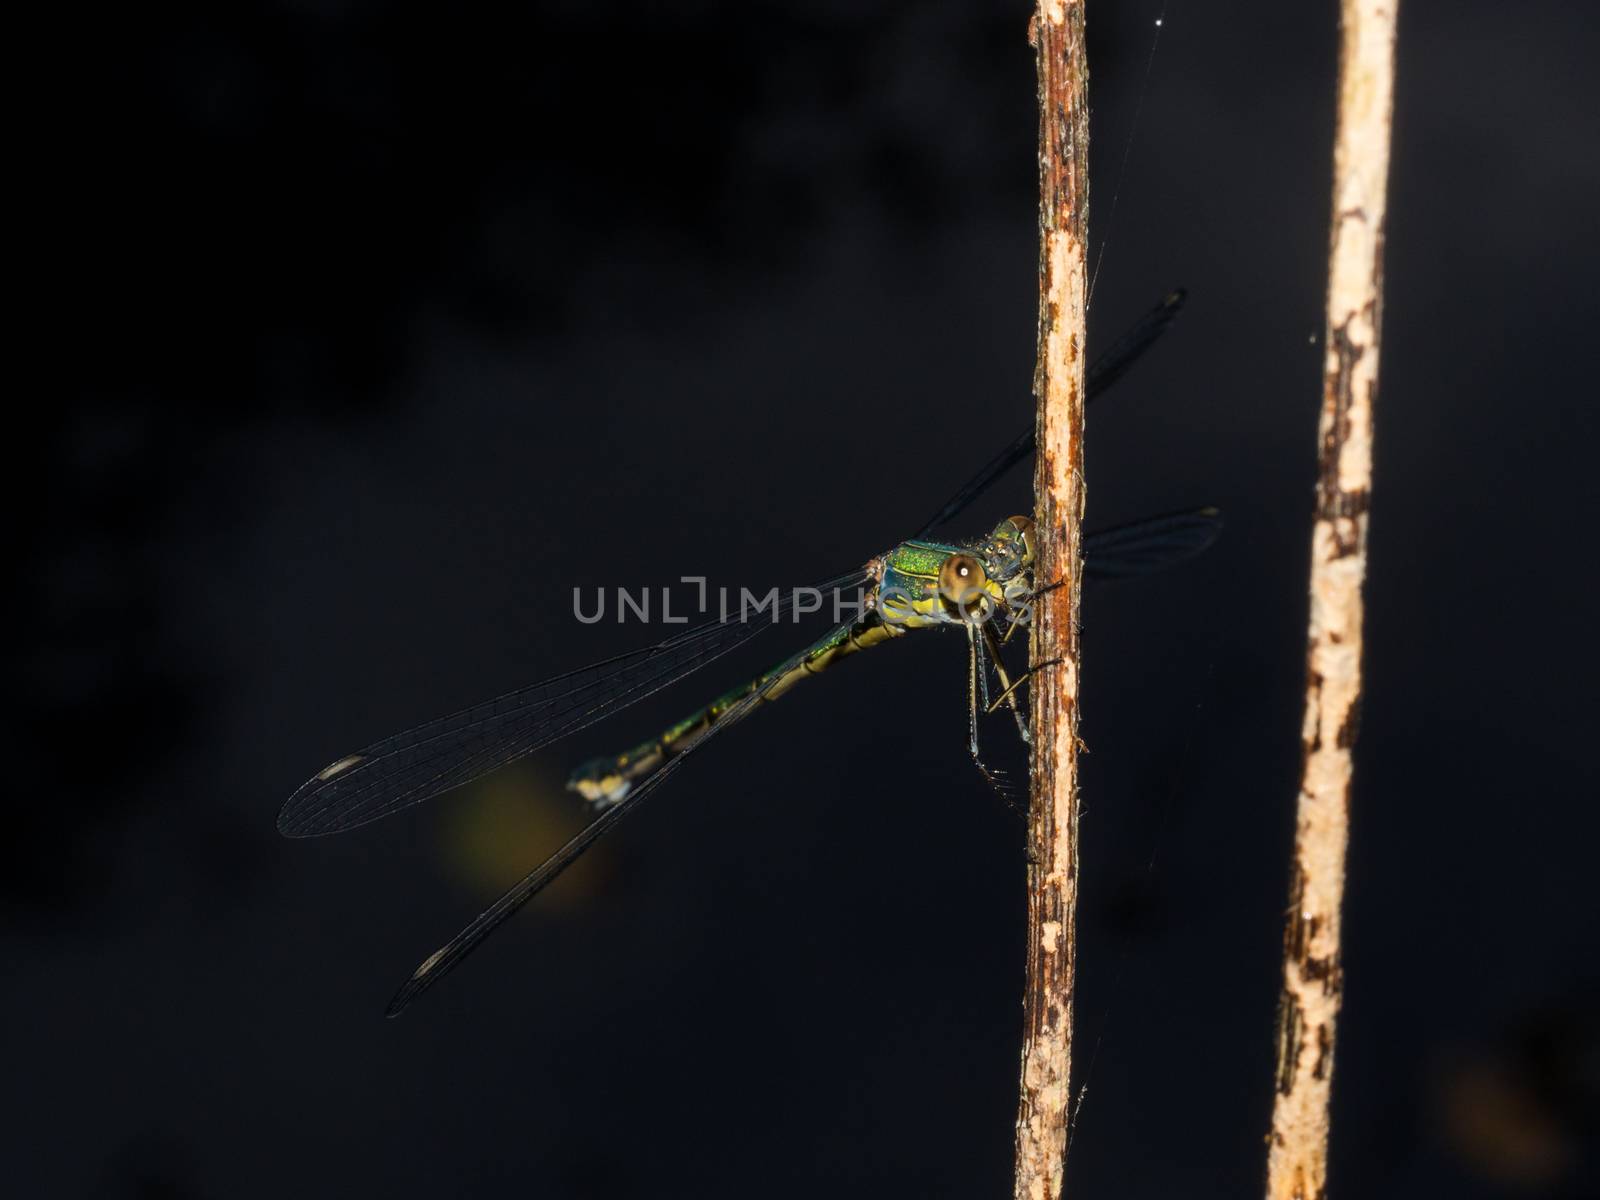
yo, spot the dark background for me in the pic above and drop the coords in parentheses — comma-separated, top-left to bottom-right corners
(15, 2, 1598, 1197)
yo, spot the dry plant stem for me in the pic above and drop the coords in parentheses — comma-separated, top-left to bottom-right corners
(1266, 3, 1398, 1198)
(1013, 5, 1089, 1200)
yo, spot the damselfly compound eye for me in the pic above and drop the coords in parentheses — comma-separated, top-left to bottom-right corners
(938, 554, 989, 615)
(1005, 515, 1036, 566)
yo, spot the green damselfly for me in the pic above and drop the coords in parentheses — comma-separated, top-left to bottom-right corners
(278, 290, 1219, 1016)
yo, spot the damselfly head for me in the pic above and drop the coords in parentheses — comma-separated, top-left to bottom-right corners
(981, 515, 1036, 581)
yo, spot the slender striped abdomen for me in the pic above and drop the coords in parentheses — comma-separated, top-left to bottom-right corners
(567, 615, 902, 807)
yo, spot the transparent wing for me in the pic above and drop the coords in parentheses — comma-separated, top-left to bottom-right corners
(914, 289, 1187, 539)
(1083, 507, 1222, 582)
(277, 569, 873, 838)
(383, 631, 839, 1016)
(1077, 286, 1189, 400)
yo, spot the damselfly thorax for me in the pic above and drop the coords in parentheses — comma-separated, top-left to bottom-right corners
(875, 513, 1038, 629)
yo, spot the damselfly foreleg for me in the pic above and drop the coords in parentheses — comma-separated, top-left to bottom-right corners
(966, 622, 1021, 811)
(981, 623, 1032, 745)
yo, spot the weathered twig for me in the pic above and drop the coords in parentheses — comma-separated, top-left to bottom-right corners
(1266, 3, 1398, 1198)
(1013, 5, 1090, 1199)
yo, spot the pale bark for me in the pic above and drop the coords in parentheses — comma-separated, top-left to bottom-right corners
(1266, 3, 1399, 1198)
(1013, 4, 1090, 1199)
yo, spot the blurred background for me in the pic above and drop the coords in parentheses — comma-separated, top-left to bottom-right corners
(15, 1, 1598, 1197)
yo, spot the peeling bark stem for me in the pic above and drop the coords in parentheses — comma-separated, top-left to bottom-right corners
(1014, 5, 1090, 1200)
(1266, 4, 1398, 1200)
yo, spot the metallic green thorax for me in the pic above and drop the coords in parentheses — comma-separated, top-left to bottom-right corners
(879, 539, 999, 628)
(568, 516, 1035, 806)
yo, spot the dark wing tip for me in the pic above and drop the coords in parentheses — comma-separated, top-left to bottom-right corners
(1167, 505, 1224, 547)
(1174, 506, 1224, 557)
(275, 804, 306, 838)
(276, 790, 336, 838)
(385, 948, 446, 1018)
(276, 753, 375, 838)
(1084, 506, 1224, 583)
(276, 790, 324, 838)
